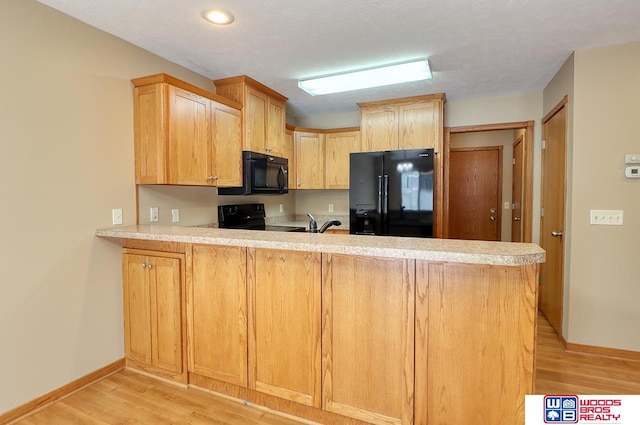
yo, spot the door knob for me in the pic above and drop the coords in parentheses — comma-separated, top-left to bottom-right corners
(514, 217, 521, 221)
(489, 216, 496, 221)
(551, 231, 563, 237)
(490, 208, 496, 213)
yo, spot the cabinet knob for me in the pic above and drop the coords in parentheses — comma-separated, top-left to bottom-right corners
(208, 176, 218, 181)
(141, 263, 147, 268)
(147, 264, 153, 269)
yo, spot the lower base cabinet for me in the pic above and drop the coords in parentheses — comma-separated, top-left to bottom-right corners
(322, 254, 415, 425)
(247, 248, 322, 407)
(122, 248, 186, 382)
(120, 239, 537, 425)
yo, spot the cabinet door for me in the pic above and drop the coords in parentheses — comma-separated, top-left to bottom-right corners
(168, 86, 212, 185)
(283, 128, 296, 189)
(149, 256, 183, 373)
(399, 100, 441, 150)
(133, 83, 167, 184)
(294, 131, 325, 189)
(188, 245, 248, 387)
(123, 254, 152, 364)
(211, 102, 243, 187)
(322, 254, 415, 425)
(325, 131, 361, 189)
(360, 105, 399, 152)
(245, 87, 268, 153)
(266, 97, 286, 156)
(248, 248, 321, 407)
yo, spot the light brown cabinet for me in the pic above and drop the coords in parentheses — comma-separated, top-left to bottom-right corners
(283, 126, 296, 188)
(294, 130, 325, 189)
(122, 248, 186, 383)
(322, 254, 415, 425)
(214, 76, 288, 157)
(187, 244, 248, 387)
(359, 94, 444, 153)
(132, 74, 243, 186)
(324, 129, 361, 189)
(247, 248, 322, 407)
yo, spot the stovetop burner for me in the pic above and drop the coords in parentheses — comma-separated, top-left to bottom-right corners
(218, 204, 305, 233)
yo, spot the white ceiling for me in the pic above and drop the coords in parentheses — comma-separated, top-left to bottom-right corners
(37, 0, 640, 119)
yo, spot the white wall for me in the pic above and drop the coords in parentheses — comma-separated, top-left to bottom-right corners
(0, 0, 218, 414)
(566, 43, 640, 351)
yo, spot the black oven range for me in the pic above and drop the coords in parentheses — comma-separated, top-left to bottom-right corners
(218, 203, 306, 232)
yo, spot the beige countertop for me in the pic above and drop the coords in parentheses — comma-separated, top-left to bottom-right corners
(96, 225, 544, 266)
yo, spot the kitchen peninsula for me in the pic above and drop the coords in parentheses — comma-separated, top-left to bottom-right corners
(97, 225, 544, 425)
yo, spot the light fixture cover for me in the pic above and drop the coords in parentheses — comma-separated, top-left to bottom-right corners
(203, 10, 234, 25)
(298, 60, 432, 96)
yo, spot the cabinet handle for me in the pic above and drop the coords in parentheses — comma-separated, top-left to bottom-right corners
(208, 176, 218, 181)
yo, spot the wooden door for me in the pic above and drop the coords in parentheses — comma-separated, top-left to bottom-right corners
(245, 87, 268, 153)
(123, 253, 152, 364)
(399, 100, 439, 150)
(133, 83, 167, 184)
(448, 147, 502, 241)
(168, 86, 211, 185)
(149, 255, 183, 374)
(248, 248, 321, 407)
(322, 254, 414, 425)
(361, 105, 399, 152)
(294, 131, 325, 189)
(188, 244, 248, 386)
(211, 102, 242, 187)
(511, 135, 524, 242)
(266, 97, 285, 156)
(540, 99, 568, 336)
(325, 130, 360, 189)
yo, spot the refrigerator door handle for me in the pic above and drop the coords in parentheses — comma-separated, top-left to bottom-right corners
(383, 175, 389, 215)
(377, 175, 383, 215)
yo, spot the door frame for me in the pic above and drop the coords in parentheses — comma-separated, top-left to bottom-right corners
(443, 121, 534, 242)
(448, 146, 503, 241)
(511, 135, 524, 242)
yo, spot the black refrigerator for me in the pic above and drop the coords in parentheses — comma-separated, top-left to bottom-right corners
(349, 149, 434, 237)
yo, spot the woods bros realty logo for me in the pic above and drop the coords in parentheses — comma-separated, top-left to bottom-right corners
(543, 396, 622, 424)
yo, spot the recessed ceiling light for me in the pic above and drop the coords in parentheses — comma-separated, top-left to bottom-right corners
(203, 9, 234, 25)
(298, 59, 432, 96)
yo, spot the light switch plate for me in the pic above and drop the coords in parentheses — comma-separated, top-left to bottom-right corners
(590, 209, 623, 225)
(112, 208, 122, 225)
(625, 154, 640, 164)
(150, 207, 159, 223)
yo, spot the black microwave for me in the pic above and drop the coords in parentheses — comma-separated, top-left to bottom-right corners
(218, 151, 289, 195)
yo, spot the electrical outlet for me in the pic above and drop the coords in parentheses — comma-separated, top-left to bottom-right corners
(590, 209, 623, 226)
(171, 209, 180, 223)
(112, 208, 122, 225)
(329, 203, 334, 213)
(279, 203, 284, 213)
(150, 207, 159, 223)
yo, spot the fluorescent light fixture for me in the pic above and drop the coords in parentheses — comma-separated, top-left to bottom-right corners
(202, 9, 234, 25)
(298, 60, 432, 96)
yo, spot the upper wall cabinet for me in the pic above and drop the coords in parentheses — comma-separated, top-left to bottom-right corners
(358, 94, 445, 153)
(294, 130, 325, 189)
(214, 76, 288, 158)
(324, 129, 361, 189)
(132, 74, 243, 186)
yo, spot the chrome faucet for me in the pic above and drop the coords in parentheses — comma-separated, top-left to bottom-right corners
(307, 213, 342, 233)
(307, 213, 318, 233)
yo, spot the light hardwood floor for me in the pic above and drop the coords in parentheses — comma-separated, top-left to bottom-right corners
(11, 313, 640, 425)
